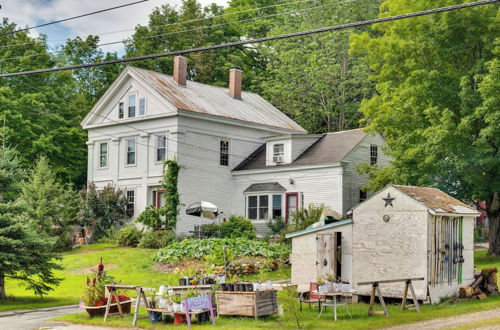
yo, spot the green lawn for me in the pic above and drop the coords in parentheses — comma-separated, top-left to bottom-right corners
(3, 244, 500, 329)
(0, 243, 289, 312)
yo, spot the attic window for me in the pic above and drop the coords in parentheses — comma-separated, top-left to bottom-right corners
(139, 98, 146, 116)
(128, 94, 136, 118)
(118, 102, 124, 119)
(370, 145, 378, 165)
(273, 143, 284, 163)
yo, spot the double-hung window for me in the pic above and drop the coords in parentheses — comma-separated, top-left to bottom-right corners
(99, 142, 108, 168)
(126, 138, 136, 165)
(220, 140, 229, 166)
(128, 94, 136, 118)
(273, 143, 284, 163)
(118, 102, 124, 119)
(156, 134, 166, 162)
(247, 194, 282, 220)
(126, 190, 135, 215)
(370, 145, 378, 165)
(139, 98, 146, 116)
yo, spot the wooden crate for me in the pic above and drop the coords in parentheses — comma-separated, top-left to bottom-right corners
(216, 291, 278, 319)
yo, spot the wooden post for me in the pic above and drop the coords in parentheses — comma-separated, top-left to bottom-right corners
(402, 280, 409, 310)
(408, 281, 421, 313)
(376, 285, 389, 317)
(114, 290, 124, 317)
(132, 287, 141, 326)
(104, 287, 113, 321)
(368, 284, 376, 314)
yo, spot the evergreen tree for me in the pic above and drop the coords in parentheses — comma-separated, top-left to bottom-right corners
(0, 146, 61, 299)
(17, 156, 78, 250)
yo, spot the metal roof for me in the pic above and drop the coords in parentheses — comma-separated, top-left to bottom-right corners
(393, 185, 478, 215)
(128, 66, 306, 132)
(243, 182, 286, 193)
(233, 129, 367, 171)
(285, 219, 353, 239)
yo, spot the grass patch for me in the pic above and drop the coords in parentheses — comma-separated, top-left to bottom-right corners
(0, 244, 290, 312)
(53, 295, 500, 329)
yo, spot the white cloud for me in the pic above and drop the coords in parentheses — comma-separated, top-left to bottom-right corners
(2, 0, 229, 53)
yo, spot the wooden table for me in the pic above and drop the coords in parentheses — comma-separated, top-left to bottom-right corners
(216, 290, 278, 319)
(104, 285, 154, 326)
(314, 291, 356, 321)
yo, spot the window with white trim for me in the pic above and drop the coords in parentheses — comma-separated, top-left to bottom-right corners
(139, 97, 146, 116)
(220, 140, 229, 166)
(126, 190, 135, 215)
(273, 143, 284, 163)
(118, 102, 124, 119)
(99, 142, 108, 168)
(156, 134, 166, 162)
(370, 145, 378, 165)
(126, 138, 136, 165)
(128, 94, 136, 118)
(247, 194, 283, 220)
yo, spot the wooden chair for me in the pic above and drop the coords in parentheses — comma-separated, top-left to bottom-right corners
(299, 282, 326, 311)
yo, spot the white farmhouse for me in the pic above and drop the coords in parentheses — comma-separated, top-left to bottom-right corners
(81, 56, 390, 234)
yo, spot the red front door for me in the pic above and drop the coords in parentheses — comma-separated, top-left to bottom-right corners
(285, 192, 299, 223)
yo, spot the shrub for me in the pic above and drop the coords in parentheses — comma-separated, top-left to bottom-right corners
(267, 216, 286, 235)
(153, 238, 290, 263)
(202, 223, 221, 238)
(287, 204, 324, 232)
(135, 206, 163, 230)
(116, 226, 142, 247)
(138, 230, 174, 249)
(220, 216, 256, 239)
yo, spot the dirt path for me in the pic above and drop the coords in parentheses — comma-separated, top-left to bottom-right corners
(386, 308, 500, 330)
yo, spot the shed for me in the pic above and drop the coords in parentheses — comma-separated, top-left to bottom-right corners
(352, 185, 479, 303)
(286, 219, 353, 292)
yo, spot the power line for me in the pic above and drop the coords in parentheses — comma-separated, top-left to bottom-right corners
(0, 0, 150, 37)
(0, 0, 324, 50)
(0, 0, 355, 63)
(1, 0, 496, 78)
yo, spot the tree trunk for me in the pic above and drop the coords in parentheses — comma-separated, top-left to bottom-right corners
(487, 192, 500, 256)
(0, 272, 6, 300)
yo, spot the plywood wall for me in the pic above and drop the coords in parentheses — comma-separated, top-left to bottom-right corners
(352, 186, 429, 299)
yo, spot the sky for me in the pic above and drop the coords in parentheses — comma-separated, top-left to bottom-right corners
(1, 0, 229, 54)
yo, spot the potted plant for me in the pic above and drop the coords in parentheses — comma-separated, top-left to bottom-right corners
(317, 275, 328, 294)
(325, 273, 336, 292)
(80, 258, 132, 317)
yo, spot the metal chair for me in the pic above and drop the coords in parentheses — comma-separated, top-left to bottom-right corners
(299, 282, 326, 311)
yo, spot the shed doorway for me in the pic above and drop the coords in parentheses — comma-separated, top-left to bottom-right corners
(316, 233, 342, 280)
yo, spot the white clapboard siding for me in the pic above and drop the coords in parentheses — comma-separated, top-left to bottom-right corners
(342, 133, 391, 214)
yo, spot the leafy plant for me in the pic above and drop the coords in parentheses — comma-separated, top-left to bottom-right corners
(280, 285, 301, 328)
(267, 216, 286, 235)
(77, 183, 128, 242)
(135, 206, 163, 230)
(115, 225, 142, 247)
(202, 216, 256, 239)
(153, 238, 290, 264)
(287, 204, 325, 232)
(205, 246, 235, 267)
(138, 230, 174, 249)
(159, 158, 181, 230)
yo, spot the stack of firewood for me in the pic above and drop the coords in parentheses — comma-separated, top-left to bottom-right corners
(458, 267, 498, 300)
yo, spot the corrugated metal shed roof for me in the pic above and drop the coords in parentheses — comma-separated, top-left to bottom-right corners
(285, 219, 353, 239)
(233, 129, 367, 171)
(128, 66, 306, 132)
(393, 185, 478, 214)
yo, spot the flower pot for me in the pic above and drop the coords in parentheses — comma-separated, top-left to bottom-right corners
(226, 283, 234, 291)
(245, 283, 254, 291)
(173, 313, 187, 324)
(82, 299, 132, 317)
(150, 311, 162, 323)
(167, 303, 174, 312)
(159, 298, 168, 309)
(253, 282, 261, 291)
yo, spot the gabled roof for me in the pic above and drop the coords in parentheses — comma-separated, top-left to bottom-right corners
(233, 128, 367, 171)
(86, 66, 305, 132)
(393, 185, 478, 215)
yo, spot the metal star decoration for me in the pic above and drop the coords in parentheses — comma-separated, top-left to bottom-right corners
(382, 193, 395, 208)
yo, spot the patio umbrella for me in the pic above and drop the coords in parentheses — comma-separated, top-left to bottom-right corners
(186, 201, 219, 237)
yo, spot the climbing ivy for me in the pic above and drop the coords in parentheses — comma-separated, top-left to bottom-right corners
(160, 158, 181, 231)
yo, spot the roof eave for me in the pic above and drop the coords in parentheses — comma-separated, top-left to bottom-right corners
(285, 219, 353, 239)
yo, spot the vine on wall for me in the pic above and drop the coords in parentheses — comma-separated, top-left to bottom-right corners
(160, 158, 181, 231)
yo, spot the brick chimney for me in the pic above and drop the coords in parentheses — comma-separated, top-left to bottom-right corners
(229, 66, 242, 100)
(173, 56, 187, 86)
